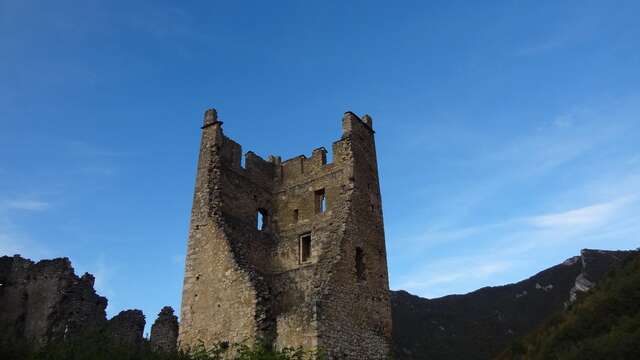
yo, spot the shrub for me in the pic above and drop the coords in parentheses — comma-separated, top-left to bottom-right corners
(0, 336, 322, 360)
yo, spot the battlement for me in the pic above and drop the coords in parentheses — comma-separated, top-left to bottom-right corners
(205, 108, 376, 187)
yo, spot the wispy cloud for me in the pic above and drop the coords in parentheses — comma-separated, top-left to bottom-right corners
(389, 95, 640, 298)
(552, 113, 574, 128)
(514, 6, 602, 57)
(4, 199, 50, 211)
(125, 5, 197, 40)
(392, 193, 640, 298)
(396, 254, 514, 297)
(528, 198, 632, 229)
(65, 140, 128, 158)
(0, 216, 49, 258)
(516, 34, 570, 56)
(93, 260, 114, 297)
(0, 196, 52, 257)
(79, 164, 116, 176)
(0, 228, 25, 256)
(90, 256, 118, 316)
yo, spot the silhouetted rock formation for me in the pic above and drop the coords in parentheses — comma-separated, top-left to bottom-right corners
(0, 255, 107, 346)
(391, 249, 637, 360)
(150, 306, 179, 353)
(106, 309, 146, 348)
(0, 255, 153, 351)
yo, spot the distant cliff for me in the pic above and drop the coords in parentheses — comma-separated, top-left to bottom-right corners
(391, 249, 637, 360)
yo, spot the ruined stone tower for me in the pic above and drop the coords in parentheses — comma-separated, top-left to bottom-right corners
(179, 109, 392, 359)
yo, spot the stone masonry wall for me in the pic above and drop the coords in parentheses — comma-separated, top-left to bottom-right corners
(0, 255, 108, 346)
(106, 309, 146, 348)
(150, 306, 179, 353)
(316, 114, 392, 358)
(179, 111, 262, 347)
(0, 255, 154, 351)
(179, 109, 392, 359)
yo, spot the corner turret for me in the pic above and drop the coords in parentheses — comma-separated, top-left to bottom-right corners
(202, 108, 222, 128)
(342, 111, 374, 137)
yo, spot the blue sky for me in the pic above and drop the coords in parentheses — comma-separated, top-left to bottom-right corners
(1, 0, 639, 334)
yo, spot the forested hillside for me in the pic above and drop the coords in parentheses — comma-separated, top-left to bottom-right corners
(497, 252, 640, 359)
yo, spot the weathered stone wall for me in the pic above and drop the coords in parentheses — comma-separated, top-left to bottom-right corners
(150, 306, 179, 353)
(179, 109, 392, 358)
(179, 111, 267, 347)
(0, 255, 174, 353)
(316, 114, 392, 359)
(106, 309, 146, 348)
(0, 255, 107, 346)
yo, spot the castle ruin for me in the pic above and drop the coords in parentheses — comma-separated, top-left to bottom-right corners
(179, 109, 392, 359)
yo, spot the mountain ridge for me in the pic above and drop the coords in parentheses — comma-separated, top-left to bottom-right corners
(496, 251, 640, 359)
(391, 249, 637, 360)
(1, 248, 635, 359)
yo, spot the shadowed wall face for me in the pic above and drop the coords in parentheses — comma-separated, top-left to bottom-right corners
(150, 306, 179, 353)
(0, 255, 148, 350)
(179, 110, 392, 359)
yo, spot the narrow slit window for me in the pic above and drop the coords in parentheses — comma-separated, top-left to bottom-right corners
(257, 209, 267, 231)
(355, 247, 366, 282)
(293, 209, 299, 223)
(315, 189, 326, 213)
(300, 234, 311, 263)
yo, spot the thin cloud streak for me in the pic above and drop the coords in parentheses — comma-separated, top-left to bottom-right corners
(528, 197, 633, 229)
(4, 199, 50, 211)
(0, 216, 50, 259)
(392, 194, 640, 298)
(396, 255, 514, 298)
(0, 196, 52, 258)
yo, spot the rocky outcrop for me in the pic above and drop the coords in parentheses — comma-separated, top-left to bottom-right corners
(495, 251, 640, 359)
(0, 255, 107, 345)
(391, 249, 637, 360)
(106, 309, 146, 347)
(568, 249, 631, 303)
(150, 306, 179, 353)
(0, 255, 151, 351)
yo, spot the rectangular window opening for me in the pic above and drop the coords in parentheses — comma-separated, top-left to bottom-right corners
(293, 209, 299, 223)
(300, 234, 311, 263)
(240, 152, 246, 169)
(315, 189, 326, 214)
(356, 247, 366, 282)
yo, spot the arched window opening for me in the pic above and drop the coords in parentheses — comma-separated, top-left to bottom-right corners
(355, 247, 366, 282)
(257, 208, 267, 231)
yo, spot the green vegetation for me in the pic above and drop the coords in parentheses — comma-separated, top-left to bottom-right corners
(497, 252, 640, 360)
(0, 337, 322, 360)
